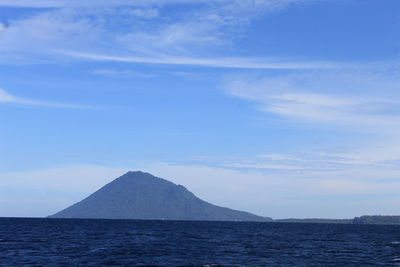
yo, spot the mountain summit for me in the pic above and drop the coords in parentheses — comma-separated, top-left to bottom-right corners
(50, 171, 269, 221)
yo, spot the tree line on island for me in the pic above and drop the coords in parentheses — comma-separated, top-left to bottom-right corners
(275, 216, 400, 225)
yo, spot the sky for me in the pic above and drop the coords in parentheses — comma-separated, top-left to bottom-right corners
(0, 0, 400, 219)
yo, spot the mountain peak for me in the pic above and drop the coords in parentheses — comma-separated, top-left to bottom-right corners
(50, 171, 270, 221)
(116, 171, 174, 187)
(121, 171, 153, 178)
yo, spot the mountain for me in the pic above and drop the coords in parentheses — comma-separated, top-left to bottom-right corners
(49, 171, 270, 221)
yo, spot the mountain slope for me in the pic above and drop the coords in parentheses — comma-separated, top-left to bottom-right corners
(49, 171, 269, 221)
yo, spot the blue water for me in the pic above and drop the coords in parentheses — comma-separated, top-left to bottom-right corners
(1, 218, 400, 266)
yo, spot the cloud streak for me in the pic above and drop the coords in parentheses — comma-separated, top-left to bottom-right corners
(0, 0, 217, 8)
(0, 0, 311, 8)
(90, 69, 155, 78)
(60, 50, 351, 69)
(0, 88, 91, 109)
(224, 70, 400, 133)
(221, 69, 400, 181)
(0, 0, 322, 67)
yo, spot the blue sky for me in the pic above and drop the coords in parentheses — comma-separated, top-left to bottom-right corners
(0, 0, 400, 218)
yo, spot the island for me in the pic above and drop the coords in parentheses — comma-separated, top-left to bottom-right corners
(49, 171, 400, 225)
(49, 171, 271, 221)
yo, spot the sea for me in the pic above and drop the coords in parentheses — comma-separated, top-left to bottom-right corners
(1, 218, 400, 266)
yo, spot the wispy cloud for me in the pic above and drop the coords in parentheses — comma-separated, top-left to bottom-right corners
(61, 50, 350, 69)
(178, 143, 400, 177)
(221, 68, 400, 181)
(0, 0, 322, 66)
(0, 0, 206, 8)
(233, 148, 400, 173)
(0, 88, 91, 109)
(90, 69, 155, 78)
(224, 70, 400, 133)
(0, 22, 8, 31)
(0, 0, 312, 8)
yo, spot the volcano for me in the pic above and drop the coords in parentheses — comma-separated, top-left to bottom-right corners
(49, 171, 269, 221)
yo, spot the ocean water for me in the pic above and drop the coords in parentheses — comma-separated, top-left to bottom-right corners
(1, 218, 400, 266)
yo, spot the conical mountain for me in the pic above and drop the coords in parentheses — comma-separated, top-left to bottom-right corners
(50, 171, 269, 221)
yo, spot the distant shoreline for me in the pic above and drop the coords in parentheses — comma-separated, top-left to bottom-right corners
(1, 215, 400, 225)
(276, 215, 400, 225)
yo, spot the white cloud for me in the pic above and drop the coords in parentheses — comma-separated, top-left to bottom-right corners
(223, 162, 306, 170)
(0, 8, 104, 63)
(0, 0, 311, 8)
(0, 88, 91, 108)
(0, 0, 325, 66)
(0, 0, 198, 8)
(0, 88, 16, 102)
(61, 50, 348, 69)
(0, 22, 8, 31)
(90, 69, 155, 78)
(224, 71, 400, 133)
(129, 8, 159, 18)
(252, 148, 400, 173)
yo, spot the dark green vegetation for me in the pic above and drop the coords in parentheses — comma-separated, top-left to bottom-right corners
(274, 216, 400, 225)
(50, 171, 271, 221)
(275, 218, 353, 224)
(353, 215, 400, 225)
